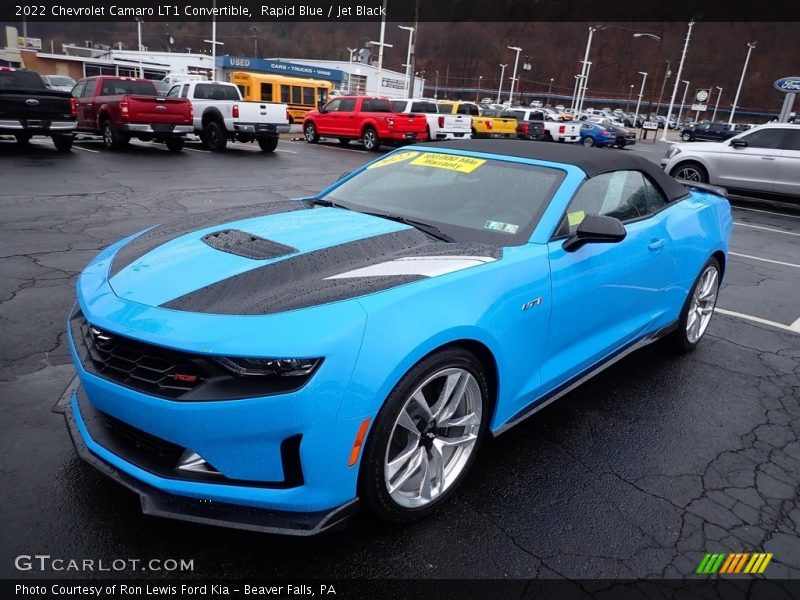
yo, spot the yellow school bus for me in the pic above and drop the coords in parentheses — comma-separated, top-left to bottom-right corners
(231, 71, 332, 123)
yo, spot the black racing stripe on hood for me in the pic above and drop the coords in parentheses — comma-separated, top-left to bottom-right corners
(161, 230, 501, 315)
(109, 201, 305, 278)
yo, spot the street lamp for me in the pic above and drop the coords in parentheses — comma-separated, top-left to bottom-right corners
(135, 17, 144, 78)
(571, 74, 583, 112)
(729, 42, 756, 124)
(632, 32, 662, 115)
(626, 84, 634, 113)
(676, 79, 690, 127)
(434, 70, 440, 99)
(661, 20, 695, 142)
(475, 75, 483, 102)
(507, 46, 522, 105)
(547, 77, 554, 106)
(576, 25, 603, 114)
(398, 26, 415, 99)
(346, 47, 357, 93)
(634, 71, 648, 129)
(633, 33, 661, 41)
(497, 64, 508, 103)
(249, 26, 259, 57)
(711, 86, 723, 122)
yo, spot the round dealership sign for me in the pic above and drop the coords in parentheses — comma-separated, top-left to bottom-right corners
(774, 77, 800, 92)
(695, 89, 709, 102)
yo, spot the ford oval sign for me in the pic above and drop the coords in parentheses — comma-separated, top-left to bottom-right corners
(774, 77, 800, 93)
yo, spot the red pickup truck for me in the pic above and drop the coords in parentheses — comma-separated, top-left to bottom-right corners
(302, 96, 427, 151)
(73, 76, 193, 152)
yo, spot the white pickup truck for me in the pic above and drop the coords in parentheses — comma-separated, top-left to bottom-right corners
(390, 99, 471, 141)
(527, 109, 581, 143)
(167, 81, 289, 152)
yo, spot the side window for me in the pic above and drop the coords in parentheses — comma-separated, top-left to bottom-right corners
(280, 85, 290, 103)
(739, 129, 785, 149)
(323, 99, 340, 112)
(166, 85, 181, 98)
(180, 84, 189, 98)
(784, 130, 800, 151)
(642, 175, 669, 213)
(555, 171, 651, 237)
(72, 81, 86, 98)
(302, 87, 314, 106)
(338, 99, 356, 112)
(81, 80, 95, 97)
(260, 83, 272, 102)
(291, 86, 301, 104)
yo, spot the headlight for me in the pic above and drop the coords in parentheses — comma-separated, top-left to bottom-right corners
(215, 357, 323, 377)
(666, 147, 681, 159)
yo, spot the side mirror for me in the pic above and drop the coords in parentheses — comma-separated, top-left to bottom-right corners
(563, 214, 627, 252)
(731, 139, 747, 148)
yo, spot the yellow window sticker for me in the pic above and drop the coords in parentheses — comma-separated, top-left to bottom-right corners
(409, 153, 486, 173)
(367, 151, 420, 169)
(567, 211, 586, 227)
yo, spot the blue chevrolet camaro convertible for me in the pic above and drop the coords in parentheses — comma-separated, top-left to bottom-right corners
(62, 140, 732, 534)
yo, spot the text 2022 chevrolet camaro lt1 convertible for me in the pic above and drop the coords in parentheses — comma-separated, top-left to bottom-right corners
(61, 140, 732, 534)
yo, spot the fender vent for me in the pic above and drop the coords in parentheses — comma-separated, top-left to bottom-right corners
(201, 229, 297, 260)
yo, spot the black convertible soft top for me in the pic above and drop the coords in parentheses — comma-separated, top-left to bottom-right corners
(423, 139, 691, 203)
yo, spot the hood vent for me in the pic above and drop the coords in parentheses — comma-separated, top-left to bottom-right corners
(201, 229, 297, 260)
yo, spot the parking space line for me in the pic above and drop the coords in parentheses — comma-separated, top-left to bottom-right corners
(275, 148, 297, 154)
(734, 206, 800, 220)
(729, 252, 800, 269)
(72, 145, 100, 153)
(715, 308, 800, 334)
(734, 222, 800, 237)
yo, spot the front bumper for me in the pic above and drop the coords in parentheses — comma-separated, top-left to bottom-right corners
(0, 118, 76, 133)
(123, 124, 193, 135)
(57, 381, 358, 535)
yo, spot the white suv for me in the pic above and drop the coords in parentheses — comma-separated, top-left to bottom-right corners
(660, 123, 800, 198)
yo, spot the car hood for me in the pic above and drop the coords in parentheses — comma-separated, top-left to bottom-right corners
(105, 200, 500, 316)
(674, 141, 728, 153)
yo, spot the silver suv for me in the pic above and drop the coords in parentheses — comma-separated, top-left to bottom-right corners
(661, 124, 800, 198)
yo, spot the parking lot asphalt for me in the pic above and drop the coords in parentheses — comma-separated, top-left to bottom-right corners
(1, 135, 798, 580)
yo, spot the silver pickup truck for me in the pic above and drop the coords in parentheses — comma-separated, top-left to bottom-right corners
(168, 81, 289, 152)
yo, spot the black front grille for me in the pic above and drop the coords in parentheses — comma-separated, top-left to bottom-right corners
(100, 409, 184, 467)
(71, 312, 206, 399)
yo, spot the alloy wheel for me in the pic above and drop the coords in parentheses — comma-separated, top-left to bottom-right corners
(686, 265, 719, 343)
(384, 368, 482, 508)
(674, 166, 704, 182)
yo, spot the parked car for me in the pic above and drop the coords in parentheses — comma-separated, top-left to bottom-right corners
(168, 80, 288, 152)
(527, 109, 580, 143)
(0, 67, 75, 151)
(587, 117, 636, 148)
(390, 98, 471, 141)
(72, 76, 193, 152)
(304, 96, 428, 150)
(509, 108, 547, 140)
(437, 101, 517, 139)
(661, 123, 800, 199)
(41, 74, 76, 93)
(579, 122, 616, 147)
(63, 140, 732, 533)
(680, 122, 742, 142)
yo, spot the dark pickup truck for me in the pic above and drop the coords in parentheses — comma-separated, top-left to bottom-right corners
(73, 76, 193, 152)
(0, 67, 76, 151)
(509, 108, 547, 141)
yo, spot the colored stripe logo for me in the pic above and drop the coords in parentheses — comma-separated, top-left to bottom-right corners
(696, 553, 773, 575)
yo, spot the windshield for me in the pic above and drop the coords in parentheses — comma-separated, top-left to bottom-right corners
(319, 150, 564, 245)
(45, 76, 75, 86)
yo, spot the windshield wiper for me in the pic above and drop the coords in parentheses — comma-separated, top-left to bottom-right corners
(310, 197, 347, 209)
(357, 211, 456, 243)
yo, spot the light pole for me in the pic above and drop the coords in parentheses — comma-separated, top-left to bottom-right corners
(729, 42, 756, 124)
(655, 61, 671, 116)
(507, 46, 522, 105)
(661, 20, 695, 142)
(632, 32, 663, 114)
(497, 64, 508, 103)
(676, 79, 690, 126)
(571, 74, 583, 112)
(626, 84, 634, 112)
(346, 47, 357, 93)
(520, 56, 532, 105)
(249, 26, 259, 57)
(576, 26, 603, 114)
(369, 0, 390, 96)
(434, 70, 439, 99)
(398, 25, 414, 98)
(135, 17, 144, 78)
(475, 75, 483, 102)
(634, 71, 648, 129)
(712, 86, 723, 121)
(547, 77, 554, 106)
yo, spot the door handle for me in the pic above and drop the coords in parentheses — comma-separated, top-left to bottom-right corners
(761, 156, 776, 160)
(648, 238, 666, 251)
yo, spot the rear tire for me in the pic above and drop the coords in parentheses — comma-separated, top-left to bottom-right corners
(204, 121, 227, 152)
(582, 136, 594, 147)
(359, 348, 489, 522)
(304, 122, 319, 143)
(361, 127, 380, 151)
(52, 134, 73, 152)
(258, 136, 279, 152)
(101, 120, 127, 150)
(165, 137, 184, 153)
(681, 132, 692, 141)
(668, 257, 721, 353)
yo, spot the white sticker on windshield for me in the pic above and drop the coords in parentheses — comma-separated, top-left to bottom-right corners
(484, 220, 519, 234)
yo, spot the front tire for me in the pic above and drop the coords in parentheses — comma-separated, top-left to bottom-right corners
(582, 136, 594, 147)
(204, 121, 227, 152)
(669, 257, 721, 353)
(257, 136, 279, 152)
(671, 162, 708, 183)
(681, 132, 692, 141)
(304, 122, 319, 143)
(361, 127, 380, 151)
(359, 348, 489, 522)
